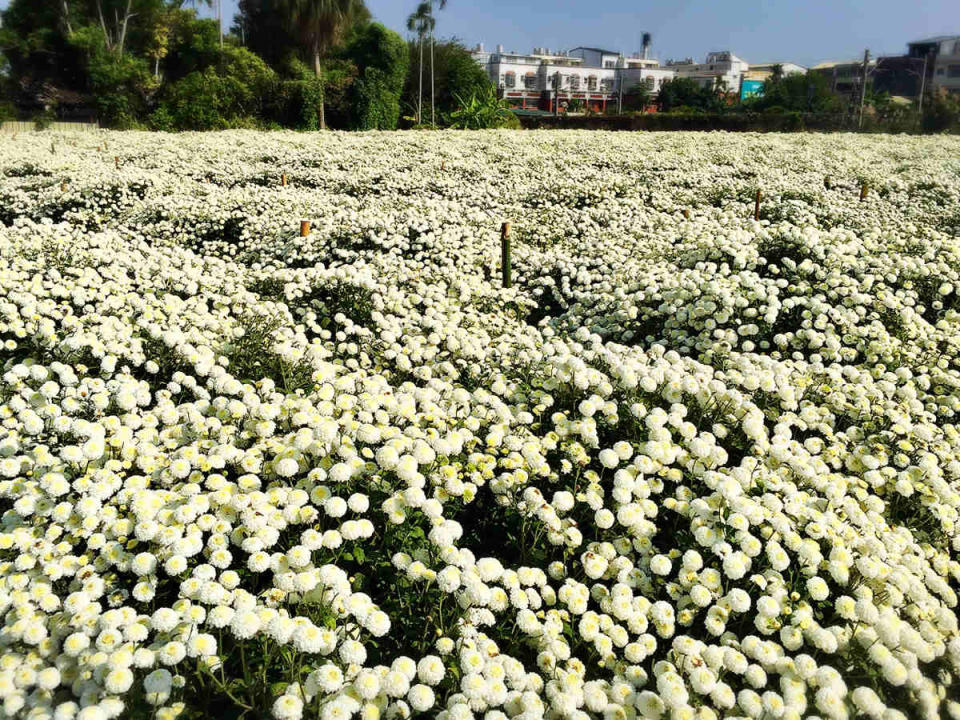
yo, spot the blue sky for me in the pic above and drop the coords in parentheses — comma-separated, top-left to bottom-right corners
(1, 0, 955, 67)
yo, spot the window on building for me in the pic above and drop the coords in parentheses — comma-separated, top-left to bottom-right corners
(569, 75, 581, 90)
(524, 73, 537, 89)
(600, 78, 613, 92)
(644, 76, 655, 89)
(938, 67, 946, 75)
(587, 75, 598, 91)
(604, 61, 615, 68)
(949, 65, 960, 78)
(953, 41, 960, 54)
(505, 72, 516, 88)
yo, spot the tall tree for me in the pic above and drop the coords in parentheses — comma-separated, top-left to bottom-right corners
(428, 0, 446, 126)
(399, 38, 489, 126)
(405, 1, 431, 124)
(277, 0, 367, 129)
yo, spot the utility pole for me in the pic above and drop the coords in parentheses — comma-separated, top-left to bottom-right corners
(918, 52, 929, 118)
(858, 49, 869, 130)
(617, 58, 624, 114)
(554, 72, 560, 117)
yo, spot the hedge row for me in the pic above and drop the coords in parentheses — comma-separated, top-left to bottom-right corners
(515, 112, 949, 134)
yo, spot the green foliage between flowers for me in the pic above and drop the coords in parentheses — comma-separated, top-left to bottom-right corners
(448, 84, 515, 129)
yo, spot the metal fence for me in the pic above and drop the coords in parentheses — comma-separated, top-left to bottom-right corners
(1, 121, 100, 133)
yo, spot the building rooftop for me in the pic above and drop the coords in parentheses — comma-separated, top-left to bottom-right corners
(810, 59, 875, 70)
(750, 62, 807, 70)
(909, 35, 960, 45)
(569, 46, 621, 56)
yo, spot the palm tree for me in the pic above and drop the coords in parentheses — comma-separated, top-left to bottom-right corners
(429, 0, 447, 126)
(278, 0, 367, 129)
(406, 1, 433, 125)
(771, 63, 785, 84)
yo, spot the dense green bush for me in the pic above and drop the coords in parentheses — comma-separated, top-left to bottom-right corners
(69, 26, 157, 128)
(750, 72, 844, 114)
(448, 84, 515, 129)
(156, 46, 276, 130)
(923, 89, 960, 133)
(657, 77, 724, 113)
(344, 23, 408, 130)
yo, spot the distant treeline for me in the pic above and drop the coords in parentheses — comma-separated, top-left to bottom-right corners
(0, 0, 505, 130)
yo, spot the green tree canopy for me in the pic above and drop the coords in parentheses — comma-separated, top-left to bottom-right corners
(656, 77, 722, 113)
(399, 38, 489, 126)
(753, 71, 843, 113)
(342, 22, 408, 129)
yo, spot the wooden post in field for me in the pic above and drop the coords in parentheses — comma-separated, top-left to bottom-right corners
(50, 142, 56, 155)
(860, 181, 869, 201)
(500, 222, 512, 289)
(281, 173, 287, 187)
(441, 160, 446, 172)
(61, 180, 67, 192)
(300, 220, 311, 237)
(824, 176, 832, 189)
(683, 209, 690, 219)
(114, 156, 120, 170)
(754, 189, 762, 221)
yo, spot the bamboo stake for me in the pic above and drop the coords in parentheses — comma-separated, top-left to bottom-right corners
(61, 180, 67, 192)
(114, 156, 120, 170)
(683, 209, 690, 219)
(754, 189, 762, 221)
(501, 222, 512, 289)
(860, 181, 869, 201)
(281, 173, 287, 187)
(300, 220, 311, 237)
(441, 160, 445, 171)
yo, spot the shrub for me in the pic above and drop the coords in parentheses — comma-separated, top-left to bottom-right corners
(157, 46, 277, 130)
(344, 23, 408, 130)
(448, 84, 514, 129)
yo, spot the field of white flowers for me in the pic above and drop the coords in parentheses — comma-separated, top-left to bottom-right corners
(1, 129, 960, 720)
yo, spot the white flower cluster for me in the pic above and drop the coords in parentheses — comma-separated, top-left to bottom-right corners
(0, 129, 959, 720)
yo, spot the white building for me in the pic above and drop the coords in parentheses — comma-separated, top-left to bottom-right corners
(666, 51, 749, 92)
(469, 43, 675, 111)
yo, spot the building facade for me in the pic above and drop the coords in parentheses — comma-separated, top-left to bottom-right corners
(909, 36, 960, 94)
(470, 42, 676, 112)
(809, 59, 876, 97)
(665, 51, 749, 92)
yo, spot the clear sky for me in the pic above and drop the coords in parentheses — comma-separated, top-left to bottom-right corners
(2, 0, 956, 67)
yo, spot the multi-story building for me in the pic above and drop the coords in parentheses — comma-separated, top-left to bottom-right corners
(827, 36, 960, 104)
(746, 62, 807, 79)
(470, 39, 675, 112)
(665, 51, 749, 92)
(908, 36, 960, 95)
(809, 59, 876, 97)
